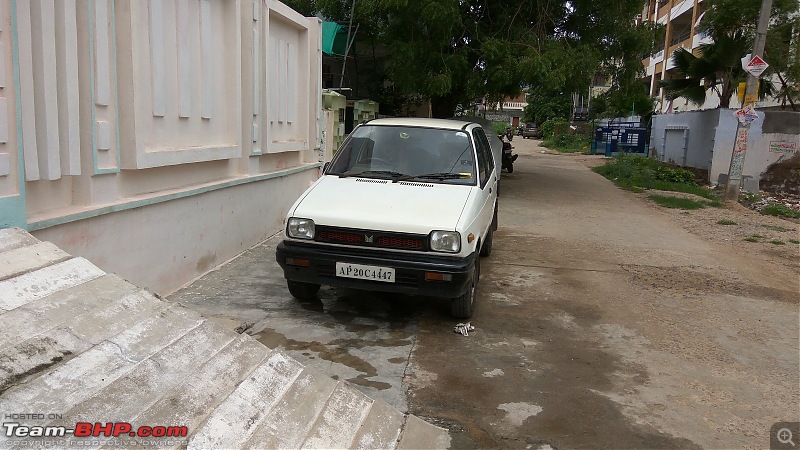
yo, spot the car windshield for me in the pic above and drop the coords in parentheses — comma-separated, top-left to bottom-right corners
(327, 125, 476, 185)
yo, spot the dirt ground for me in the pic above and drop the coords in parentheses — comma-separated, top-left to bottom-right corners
(169, 137, 799, 449)
(406, 139, 799, 448)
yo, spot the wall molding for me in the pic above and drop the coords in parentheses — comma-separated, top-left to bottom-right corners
(27, 162, 320, 231)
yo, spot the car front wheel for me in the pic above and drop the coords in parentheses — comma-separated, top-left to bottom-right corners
(287, 280, 320, 300)
(451, 257, 478, 318)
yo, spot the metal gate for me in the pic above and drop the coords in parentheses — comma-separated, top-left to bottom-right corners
(590, 120, 649, 156)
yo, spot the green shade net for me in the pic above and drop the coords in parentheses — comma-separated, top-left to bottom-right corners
(322, 21, 348, 57)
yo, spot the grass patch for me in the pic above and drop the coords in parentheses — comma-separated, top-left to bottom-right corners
(770, 240, 786, 245)
(761, 203, 800, 219)
(541, 134, 592, 153)
(789, 239, 800, 244)
(717, 219, 737, 225)
(744, 236, 759, 242)
(648, 195, 706, 209)
(592, 155, 716, 198)
(761, 224, 791, 232)
(706, 200, 724, 207)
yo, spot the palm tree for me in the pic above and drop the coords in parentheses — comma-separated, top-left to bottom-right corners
(659, 31, 773, 108)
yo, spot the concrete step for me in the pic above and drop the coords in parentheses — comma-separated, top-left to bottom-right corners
(0, 240, 70, 281)
(0, 274, 151, 352)
(187, 351, 306, 449)
(0, 257, 105, 311)
(0, 229, 452, 449)
(398, 414, 452, 449)
(109, 335, 271, 450)
(351, 399, 406, 450)
(242, 367, 339, 449)
(0, 227, 39, 253)
(301, 383, 374, 449)
(54, 320, 236, 426)
(0, 305, 202, 415)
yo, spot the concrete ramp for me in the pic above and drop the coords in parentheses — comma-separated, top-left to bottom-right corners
(0, 228, 450, 449)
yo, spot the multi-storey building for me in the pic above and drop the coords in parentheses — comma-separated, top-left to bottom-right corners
(641, 0, 795, 113)
(641, 0, 714, 113)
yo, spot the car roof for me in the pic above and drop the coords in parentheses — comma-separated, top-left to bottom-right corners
(365, 117, 476, 131)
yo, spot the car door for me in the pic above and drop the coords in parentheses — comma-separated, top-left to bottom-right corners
(471, 126, 498, 240)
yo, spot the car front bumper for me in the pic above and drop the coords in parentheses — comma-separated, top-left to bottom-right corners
(276, 240, 475, 298)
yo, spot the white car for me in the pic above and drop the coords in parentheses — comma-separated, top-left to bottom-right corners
(276, 117, 499, 318)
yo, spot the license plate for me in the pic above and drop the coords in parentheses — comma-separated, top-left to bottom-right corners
(335, 262, 395, 283)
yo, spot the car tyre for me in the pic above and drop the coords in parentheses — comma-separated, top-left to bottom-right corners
(480, 226, 493, 257)
(451, 257, 478, 318)
(287, 280, 320, 300)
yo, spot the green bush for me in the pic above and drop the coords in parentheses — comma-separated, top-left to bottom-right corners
(593, 155, 698, 187)
(540, 117, 568, 138)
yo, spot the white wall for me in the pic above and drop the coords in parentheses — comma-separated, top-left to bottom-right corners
(0, 0, 323, 295)
(652, 109, 800, 185)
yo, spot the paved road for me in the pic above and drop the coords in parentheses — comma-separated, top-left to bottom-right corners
(170, 138, 798, 449)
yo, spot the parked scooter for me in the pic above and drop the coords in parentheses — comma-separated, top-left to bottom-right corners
(498, 134, 518, 173)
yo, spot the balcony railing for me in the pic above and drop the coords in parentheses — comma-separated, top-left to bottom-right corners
(670, 30, 691, 46)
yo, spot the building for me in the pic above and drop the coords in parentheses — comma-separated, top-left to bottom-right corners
(0, 0, 323, 295)
(640, 0, 788, 113)
(477, 93, 528, 127)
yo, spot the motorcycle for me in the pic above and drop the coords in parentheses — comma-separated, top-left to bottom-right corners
(498, 135, 518, 173)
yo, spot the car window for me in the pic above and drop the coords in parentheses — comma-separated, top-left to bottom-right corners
(472, 128, 490, 188)
(327, 125, 477, 185)
(474, 127, 494, 174)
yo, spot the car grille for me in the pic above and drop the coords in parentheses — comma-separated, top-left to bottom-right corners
(315, 226, 427, 251)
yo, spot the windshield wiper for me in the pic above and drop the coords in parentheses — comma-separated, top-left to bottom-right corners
(339, 170, 409, 179)
(397, 172, 472, 181)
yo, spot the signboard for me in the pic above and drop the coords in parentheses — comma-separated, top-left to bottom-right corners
(769, 141, 798, 154)
(733, 105, 759, 125)
(728, 127, 749, 180)
(745, 55, 769, 77)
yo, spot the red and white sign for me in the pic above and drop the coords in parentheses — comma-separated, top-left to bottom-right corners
(745, 55, 769, 77)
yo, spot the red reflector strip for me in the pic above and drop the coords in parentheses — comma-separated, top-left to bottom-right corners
(286, 258, 310, 267)
(425, 272, 452, 281)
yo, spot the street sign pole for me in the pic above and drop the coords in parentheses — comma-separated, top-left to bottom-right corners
(723, 0, 773, 202)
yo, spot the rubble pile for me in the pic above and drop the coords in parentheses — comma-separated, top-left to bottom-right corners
(760, 153, 800, 195)
(750, 153, 800, 213)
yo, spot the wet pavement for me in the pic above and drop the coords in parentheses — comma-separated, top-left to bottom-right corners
(168, 138, 799, 449)
(168, 242, 429, 413)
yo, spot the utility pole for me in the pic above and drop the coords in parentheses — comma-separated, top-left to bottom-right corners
(338, 0, 357, 89)
(723, 0, 773, 202)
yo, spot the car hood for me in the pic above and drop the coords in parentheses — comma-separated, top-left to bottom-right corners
(291, 176, 473, 234)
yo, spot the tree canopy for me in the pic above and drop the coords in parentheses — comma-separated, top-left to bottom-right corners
(287, 0, 658, 117)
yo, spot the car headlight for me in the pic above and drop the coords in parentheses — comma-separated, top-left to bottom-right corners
(287, 218, 315, 239)
(430, 231, 461, 253)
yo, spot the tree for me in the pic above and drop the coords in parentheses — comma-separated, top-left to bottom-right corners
(590, 81, 654, 120)
(285, 0, 658, 117)
(522, 85, 572, 125)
